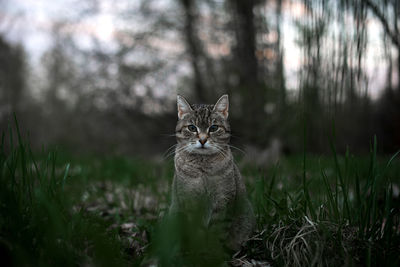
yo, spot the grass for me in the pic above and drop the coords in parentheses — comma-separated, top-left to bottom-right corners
(0, 121, 129, 266)
(1, 120, 399, 266)
(245, 147, 400, 266)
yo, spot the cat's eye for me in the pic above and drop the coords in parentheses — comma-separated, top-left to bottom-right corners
(188, 125, 197, 132)
(209, 125, 218, 132)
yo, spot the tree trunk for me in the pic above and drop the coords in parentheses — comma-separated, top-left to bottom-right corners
(231, 0, 259, 87)
(230, 0, 267, 145)
(179, 0, 206, 102)
(276, 0, 286, 112)
(398, 49, 400, 92)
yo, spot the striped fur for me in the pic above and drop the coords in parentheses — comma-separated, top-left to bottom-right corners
(170, 95, 255, 251)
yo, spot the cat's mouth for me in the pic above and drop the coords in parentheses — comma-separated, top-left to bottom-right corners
(193, 148, 214, 155)
(187, 142, 217, 155)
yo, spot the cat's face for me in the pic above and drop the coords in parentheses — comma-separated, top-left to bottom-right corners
(175, 95, 231, 155)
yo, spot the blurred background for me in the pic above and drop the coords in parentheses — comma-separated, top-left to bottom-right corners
(0, 0, 399, 158)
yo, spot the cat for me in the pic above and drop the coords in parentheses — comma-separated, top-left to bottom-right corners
(169, 94, 255, 251)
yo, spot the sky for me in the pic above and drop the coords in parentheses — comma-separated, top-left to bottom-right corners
(0, 0, 392, 100)
(2, 0, 119, 59)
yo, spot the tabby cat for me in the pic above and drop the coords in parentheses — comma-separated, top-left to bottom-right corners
(169, 94, 255, 251)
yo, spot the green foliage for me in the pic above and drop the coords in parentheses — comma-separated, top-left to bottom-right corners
(150, 210, 229, 267)
(244, 139, 400, 266)
(0, 119, 128, 267)
(1, 118, 399, 266)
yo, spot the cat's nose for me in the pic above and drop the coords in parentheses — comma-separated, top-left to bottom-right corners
(199, 138, 207, 145)
(198, 133, 208, 146)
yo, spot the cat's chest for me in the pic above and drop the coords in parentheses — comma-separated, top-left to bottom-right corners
(181, 173, 227, 189)
(175, 155, 231, 177)
(176, 171, 236, 202)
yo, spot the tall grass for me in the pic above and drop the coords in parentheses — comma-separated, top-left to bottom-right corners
(248, 136, 400, 266)
(0, 118, 128, 267)
(1, 118, 399, 266)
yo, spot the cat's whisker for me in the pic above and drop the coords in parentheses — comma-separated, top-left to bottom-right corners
(188, 146, 195, 154)
(165, 148, 183, 159)
(162, 144, 178, 158)
(160, 133, 178, 137)
(164, 143, 178, 153)
(164, 146, 182, 159)
(210, 143, 228, 158)
(216, 149, 227, 159)
(164, 151, 178, 159)
(164, 145, 191, 159)
(227, 144, 247, 155)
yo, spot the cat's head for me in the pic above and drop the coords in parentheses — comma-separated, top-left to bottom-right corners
(175, 94, 231, 155)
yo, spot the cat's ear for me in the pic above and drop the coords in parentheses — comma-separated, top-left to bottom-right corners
(177, 95, 193, 120)
(213, 94, 229, 119)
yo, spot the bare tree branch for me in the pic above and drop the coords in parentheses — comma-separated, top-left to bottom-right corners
(363, 0, 399, 48)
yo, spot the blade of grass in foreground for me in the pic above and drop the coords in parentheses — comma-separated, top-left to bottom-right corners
(321, 169, 339, 221)
(303, 120, 316, 220)
(329, 130, 351, 224)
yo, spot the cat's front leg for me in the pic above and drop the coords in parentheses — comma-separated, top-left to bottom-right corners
(227, 198, 256, 251)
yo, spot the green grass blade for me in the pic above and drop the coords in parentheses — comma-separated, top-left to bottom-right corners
(321, 169, 339, 222)
(355, 171, 364, 238)
(329, 126, 351, 223)
(62, 163, 70, 190)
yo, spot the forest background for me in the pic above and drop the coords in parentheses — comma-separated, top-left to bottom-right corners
(1, 0, 399, 157)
